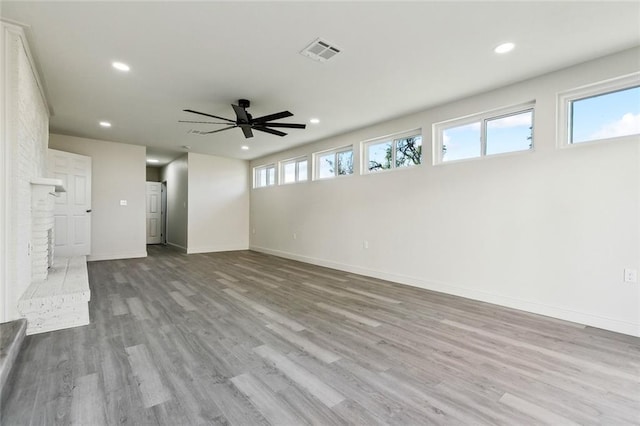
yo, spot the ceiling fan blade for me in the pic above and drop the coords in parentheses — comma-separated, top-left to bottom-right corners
(254, 126, 287, 137)
(232, 104, 250, 124)
(179, 120, 232, 125)
(240, 125, 254, 138)
(183, 109, 235, 123)
(252, 111, 293, 123)
(261, 122, 306, 129)
(199, 125, 237, 134)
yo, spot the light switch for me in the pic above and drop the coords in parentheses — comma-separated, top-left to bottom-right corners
(120, 200, 127, 206)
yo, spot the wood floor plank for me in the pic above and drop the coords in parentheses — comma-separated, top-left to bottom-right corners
(109, 295, 129, 316)
(71, 373, 107, 425)
(223, 288, 306, 331)
(125, 344, 172, 408)
(169, 291, 197, 311)
(253, 344, 346, 408)
(265, 323, 341, 364)
(499, 392, 581, 426)
(316, 302, 382, 327)
(126, 297, 151, 320)
(231, 373, 302, 425)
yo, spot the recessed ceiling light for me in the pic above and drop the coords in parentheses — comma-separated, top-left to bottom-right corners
(241, 146, 249, 150)
(112, 61, 130, 72)
(147, 159, 159, 163)
(99, 121, 111, 127)
(309, 118, 320, 124)
(494, 42, 515, 54)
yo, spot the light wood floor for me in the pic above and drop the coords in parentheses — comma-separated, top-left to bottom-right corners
(3, 246, 639, 425)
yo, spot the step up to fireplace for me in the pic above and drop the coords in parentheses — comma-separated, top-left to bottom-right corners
(18, 256, 90, 335)
(0, 319, 27, 406)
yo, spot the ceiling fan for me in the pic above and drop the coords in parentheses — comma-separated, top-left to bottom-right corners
(180, 99, 306, 138)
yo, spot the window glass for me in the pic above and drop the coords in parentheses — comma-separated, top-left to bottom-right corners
(396, 136, 422, 168)
(318, 153, 335, 179)
(571, 85, 640, 143)
(267, 166, 275, 185)
(486, 110, 533, 155)
(298, 160, 308, 181)
(442, 122, 481, 162)
(367, 140, 393, 171)
(283, 162, 296, 184)
(257, 168, 266, 187)
(337, 150, 354, 175)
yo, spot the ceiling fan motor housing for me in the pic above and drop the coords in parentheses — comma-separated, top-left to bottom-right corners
(238, 99, 250, 109)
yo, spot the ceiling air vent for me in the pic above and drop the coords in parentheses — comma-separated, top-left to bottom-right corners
(300, 38, 341, 62)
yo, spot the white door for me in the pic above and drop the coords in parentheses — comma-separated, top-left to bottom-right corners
(47, 149, 92, 257)
(146, 182, 162, 244)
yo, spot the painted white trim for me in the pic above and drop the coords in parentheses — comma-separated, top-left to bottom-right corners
(432, 101, 535, 165)
(313, 145, 355, 180)
(250, 245, 640, 337)
(187, 244, 249, 254)
(556, 72, 640, 148)
(87, 251, 147, 262)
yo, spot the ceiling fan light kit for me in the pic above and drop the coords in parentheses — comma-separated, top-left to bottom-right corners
(181, 99, 306, 139)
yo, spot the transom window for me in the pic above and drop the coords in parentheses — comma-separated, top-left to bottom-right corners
(363, 131, 422, 173)
(314, 146, 354, 180)
(434, 103, 534, 164)
(253, 164, 276, 188)
(281, 157, 308, 184)
(558, 73, 640, 146)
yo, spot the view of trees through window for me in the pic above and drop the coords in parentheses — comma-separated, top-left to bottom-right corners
(367, 135, 422, 172)
(317, 148, 353, 178)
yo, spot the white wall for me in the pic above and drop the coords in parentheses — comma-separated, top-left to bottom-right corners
(48, 134, 147, 261)
(0, 23, 50, 322)
(161, 155, 188, 251)
(250, 47, 640, 337)
(187, 152, 249, 253)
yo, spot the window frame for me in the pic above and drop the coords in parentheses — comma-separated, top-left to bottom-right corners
(433, 102, 535, 165)
(280, 156, 308, 184)
(313, 145, 354, 180)
(253, 163, 276, 188)
(362, 129, 422, 174)
(557, 72, 640, 148)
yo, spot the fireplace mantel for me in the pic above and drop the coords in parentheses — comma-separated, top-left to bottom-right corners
(30, 177, 66, 193)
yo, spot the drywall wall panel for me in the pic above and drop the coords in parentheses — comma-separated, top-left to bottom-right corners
(250, 47, 640, 336)
(187, 152, 249, 253)
(48, 134, 147, 261)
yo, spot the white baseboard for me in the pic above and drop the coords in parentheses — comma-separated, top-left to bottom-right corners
(166, 242, 187, 253)
(250, 245, 639, 337)
(187, 244, 249, 254)
(87, 251, 147, 262)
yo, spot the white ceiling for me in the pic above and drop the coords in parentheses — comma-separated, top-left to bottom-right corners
(2, 1, 639, 164)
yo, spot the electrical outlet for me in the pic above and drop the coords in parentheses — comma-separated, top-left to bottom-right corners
(624, 268, 637, 283)
(252, 228, 256, 235)
(363, 240, 369, 249)
(293, 232, 297, 240)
